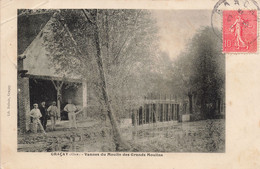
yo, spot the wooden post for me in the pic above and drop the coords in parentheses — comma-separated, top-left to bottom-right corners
(165, 103, 169, 121)
(144, 104, 147, 124)
(51, 80, 64, 120)
(172, 104, 174, 120)
(136, 109, 139, 126)
(151, 103, 154, 123)
(160, 104, 162, 122)
(149, 103, 152, 124)
(166, 104, 168, 121)
(192, 94, 195, 113)
(57, 88, 61, 119)
(133, 110, 136, 127)
(157, 103, 160, 122)
(142, 105, 144, 125)
(173, 104, 175, 120)
(139, 107, 141, 125)
(169, 104, 171, 121)
(162, 103, 165, 122)
(159, 94, 161, 122)
(174, 104, 177, 120)
(165, 104, 167, 121)
(175, 104, 178, 120)
(177, 104, 180, 121)
(159, 104, 162, 122)
(168, 103, 171, 121)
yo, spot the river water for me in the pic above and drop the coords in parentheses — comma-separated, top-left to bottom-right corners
(46, 119, 225, 152)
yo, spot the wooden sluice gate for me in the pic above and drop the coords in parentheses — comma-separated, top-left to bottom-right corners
(119, 95, 181, 141)
(131, 98, 180, 126)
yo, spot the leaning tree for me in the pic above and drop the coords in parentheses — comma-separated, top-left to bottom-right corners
(42, 9, 160, 150)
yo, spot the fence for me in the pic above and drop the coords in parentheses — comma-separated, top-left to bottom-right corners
(131, 100, 180, 126)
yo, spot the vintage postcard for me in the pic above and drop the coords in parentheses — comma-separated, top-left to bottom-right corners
(1, 0, 260, 169)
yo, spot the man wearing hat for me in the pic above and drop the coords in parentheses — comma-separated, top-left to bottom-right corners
(39, 101, 48, 130)
(29, 103, 46, 134)
(47, 101, 59, 131)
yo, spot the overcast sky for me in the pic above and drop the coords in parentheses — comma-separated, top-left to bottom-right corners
(152, 10, 212, 60)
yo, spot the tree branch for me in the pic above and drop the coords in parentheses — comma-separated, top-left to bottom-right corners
(81, 9, 95, 24)
(51, 80, 58, 90)
(57, 16, 88, 67)
(112, 10, 141, 64)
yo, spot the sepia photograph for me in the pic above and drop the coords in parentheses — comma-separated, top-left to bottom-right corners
(17, 9, 225, 152)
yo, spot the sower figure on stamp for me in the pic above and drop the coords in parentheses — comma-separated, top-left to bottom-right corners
(64, 99, 82, 129)
(47, 101, 59, 131)
(229, 13, 252, 49)
(30, 103, 46, 134)
(39, 101, 48, 130)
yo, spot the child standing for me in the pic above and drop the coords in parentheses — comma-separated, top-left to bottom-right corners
(30, 103, 46, 134)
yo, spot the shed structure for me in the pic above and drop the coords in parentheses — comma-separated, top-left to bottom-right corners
(18, 12, 88, 132)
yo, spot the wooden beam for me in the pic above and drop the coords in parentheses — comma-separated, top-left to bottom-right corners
(28, 74, 82, 83)
(57, 88, 61, 120)
(51, 80, 63, 120)
(59, 81, 64, 89)
(51, 80, 58, 90)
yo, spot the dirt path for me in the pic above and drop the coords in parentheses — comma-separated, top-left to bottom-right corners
(18, 118, 116, 152)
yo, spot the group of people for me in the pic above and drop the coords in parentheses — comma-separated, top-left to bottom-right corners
(29, 99, 82, 134)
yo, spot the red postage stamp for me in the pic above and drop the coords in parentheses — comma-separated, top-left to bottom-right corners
(223, 10, 258, 53)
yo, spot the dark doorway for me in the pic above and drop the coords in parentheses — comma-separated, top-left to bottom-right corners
(29, 78, 56, 109)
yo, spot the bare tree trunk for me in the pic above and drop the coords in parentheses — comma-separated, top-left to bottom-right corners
(201, 96, 207, 119)
(84, 9, 130, 151)
(188, 92, 193, 114)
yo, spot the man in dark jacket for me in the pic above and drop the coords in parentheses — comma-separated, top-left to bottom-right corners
(39, 101, 48, 130)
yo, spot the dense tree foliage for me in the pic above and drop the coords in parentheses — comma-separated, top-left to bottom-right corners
(43, 9, 160, 112)
(171, 27, 225, 117)
(42, 9, 162, 150)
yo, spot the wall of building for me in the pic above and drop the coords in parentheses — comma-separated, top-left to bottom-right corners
(17, 77, 30, 132)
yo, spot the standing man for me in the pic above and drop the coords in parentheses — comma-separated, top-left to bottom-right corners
(39, 101, 48, 130)
(64, 99, 78, 129)
(47, 101, 58, 131)
(30, 103, 46, 134)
